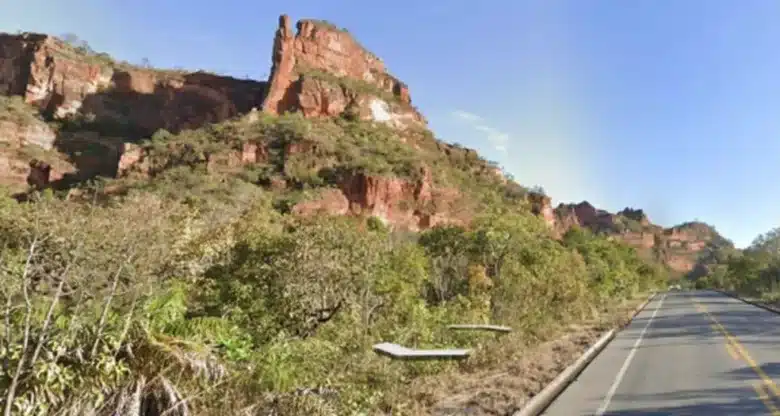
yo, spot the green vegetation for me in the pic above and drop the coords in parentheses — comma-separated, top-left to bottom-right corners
(305, 19, 351, 33)
(0, 96, 43, 127)
(55, 33, 197, 75)
(0, 185, 666, 415)
(112, 113, 525, 211)
(0, 102, 669, 414)
(0, 23, 743, 412)
(693, 227, 780, 301)
(302, 20, 381, 61)
(614, 216, 645, 233)
(0, 97, 77, 185)
(295, 65, 401, 105)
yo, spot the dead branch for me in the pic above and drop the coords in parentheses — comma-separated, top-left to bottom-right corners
(29, 263, 73, 368)
(90, 261, 127, 358)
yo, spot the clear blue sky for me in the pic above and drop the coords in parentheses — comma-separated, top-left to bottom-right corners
(4, 0, 780, 248)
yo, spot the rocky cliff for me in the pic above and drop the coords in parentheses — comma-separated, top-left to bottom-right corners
(0, 15, 727, 274)
(262, 16, 426, 129)
(0, 32, 266, 136)
(526, 197, 734, 275)
(0, 96, 75, 191)
(0, 31, 268, 189)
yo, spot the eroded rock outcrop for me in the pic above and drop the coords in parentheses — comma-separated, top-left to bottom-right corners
(543, 200, 729, 274)
(0, 19, 729, 270)
(527, 192, 555, 227)
(0, 101, 74, 190)
(618, 208, 650, 226)
(261, 15, 426, 129)
(0, 33, 266, 136)
(292, 167, 465, 231)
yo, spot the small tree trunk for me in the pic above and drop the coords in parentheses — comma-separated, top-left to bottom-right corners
(91, 262, 126, 357)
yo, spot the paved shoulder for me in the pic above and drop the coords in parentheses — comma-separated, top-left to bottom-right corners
(542, 291, 777, 415)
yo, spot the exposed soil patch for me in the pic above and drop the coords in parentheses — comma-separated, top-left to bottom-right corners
(385, 295, 650, 416)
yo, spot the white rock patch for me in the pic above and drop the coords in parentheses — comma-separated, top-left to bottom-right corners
(55, 100, 83, 118)
(26, 85, 49, 102)
(369, 98, 392, 122)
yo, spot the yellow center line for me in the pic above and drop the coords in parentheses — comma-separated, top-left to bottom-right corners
(754, 382, 780, 416)
(698, 304, 738, 360)
(694, 300, 780, 412)
(724, 340, 740, 361)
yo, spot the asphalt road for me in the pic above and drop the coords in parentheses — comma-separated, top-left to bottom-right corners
(542, 290, 780, 416)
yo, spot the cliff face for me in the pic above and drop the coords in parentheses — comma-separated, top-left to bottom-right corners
(0, 32, 269, 187)
(528, 197, 733, 275)
(292, 167, 465, 231)
(261, 16, 426, 129)
(527, 192, 556, 227)
(0, 33, 266, 137)
(0, 96, 75, 191)
(0, 16, 429, 188)
(0, 16, 463, 228)
(0, 16, 728, 274)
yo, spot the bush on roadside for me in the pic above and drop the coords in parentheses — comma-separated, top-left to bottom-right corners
(0, 109, 670, 414)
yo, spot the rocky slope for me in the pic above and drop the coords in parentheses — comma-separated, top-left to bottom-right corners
(262, 16, 426, 129)
(0, 96, 75, 190)
(0, 31, 266, 189)
(530, 197, 734, 275)
(0, 32, 265, 134)
(0, 15, 730, 274)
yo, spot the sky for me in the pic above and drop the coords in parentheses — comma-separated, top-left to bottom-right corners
(3, 0, 780, 248)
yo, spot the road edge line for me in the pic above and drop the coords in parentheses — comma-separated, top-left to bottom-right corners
(512, 292, 657, 416)
(595, 293, 665, 415)
(714, 289, 780, 315)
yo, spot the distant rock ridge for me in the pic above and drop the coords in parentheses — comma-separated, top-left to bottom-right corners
(527, 196, 731, 275)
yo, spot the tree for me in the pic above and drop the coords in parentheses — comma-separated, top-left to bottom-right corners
(61, 33, 79, 46)
(750, 227, 780, 255)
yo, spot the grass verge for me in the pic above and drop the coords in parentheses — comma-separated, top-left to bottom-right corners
(383, 293, 652, 415)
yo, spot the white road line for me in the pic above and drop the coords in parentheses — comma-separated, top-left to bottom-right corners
(595, 294, 667, 415)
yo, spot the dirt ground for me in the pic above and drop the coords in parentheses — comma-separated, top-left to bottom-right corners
(389, 295, 651, 416)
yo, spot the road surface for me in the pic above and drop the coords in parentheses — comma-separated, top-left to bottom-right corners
(542, 290, 780, 415)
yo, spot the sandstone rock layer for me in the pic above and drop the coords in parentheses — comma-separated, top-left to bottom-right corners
(262, 15, 426, 129)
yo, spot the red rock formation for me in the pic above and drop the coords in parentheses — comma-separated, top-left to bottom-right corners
(117, 143, 145, 176)
(527, 192, 555, 227)
(543, 200, 726, 274)
(0, 33, 104, 118)
(240, 141, 268, 164)
(292, 168, 464, 231)
(0, 106, 75, 191)
(619, 230, 657, 248)
(618, 208, 650, 226)
(27, 160, 57, 188)
(118, 137, 269, 179)
(554, 201, 625, 232)
(261, 15, 426, 129)
(0, 33, 266, 135)
(0, 20, 728, 278)
(205, 140, 269, 174)
(0, 155, 71, 191)
(0, 113, 56, 150)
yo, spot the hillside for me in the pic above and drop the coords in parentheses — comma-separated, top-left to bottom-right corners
(548, 201, 734, 277)
(0, 15, 719, 415)
(0, 21, 728, 274)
